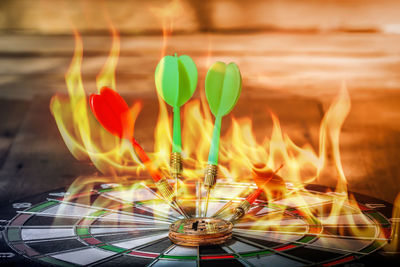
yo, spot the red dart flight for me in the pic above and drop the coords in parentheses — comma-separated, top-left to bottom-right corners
(89, 87, 162, 182)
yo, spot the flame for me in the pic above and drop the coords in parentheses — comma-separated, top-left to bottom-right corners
(96, 24, 120, 91)
(386, 193, 400, 252)
(149, 0, 185, 57)
(50, 30, 144, 177)
(50, 26, 398, 248)
(52, 28, 356, 202)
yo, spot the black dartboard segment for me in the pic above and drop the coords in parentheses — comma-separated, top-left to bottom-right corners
(0, 182, 395, 266)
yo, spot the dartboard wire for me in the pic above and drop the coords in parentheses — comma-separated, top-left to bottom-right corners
(146, 243, 178, 267)
(232, 228, 389, 242)
(250, 199, 376, 229)
(233, 231, 370, 256)
(48, 195, 170, 222)
(74, 203, 172, 239)
(211, 200, 233, 218)
(87, 230, 171, 248)
(196, 180, 201, 218)
(74, 209, 170, 267)
(222, 244, 257, 267)
(47, 197, 174, 223)
(96, 190, 179, 222)
(76, 190, 177, 222)
(85, 235, 172, 267)
(19, 226, 168, 245)
(29, 238, 100, 258)
(232, 227, 308, 247)
(196, 245, 200, 267)
(233, 235, 313, 265)
(139, 182, 188, 218)
(96, 194, 175, 223)
(28, 233, 170, 266)
(16, 211, 170, 225)
(91, 235, 173, 267)
(268, 199, 333, 214)
(358, 213, 388, 253)
(238, 196, 333, 220)
(89, 225, 170, 230)
(16, 226, 169, 252)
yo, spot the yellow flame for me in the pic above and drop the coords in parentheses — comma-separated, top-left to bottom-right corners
(51, 27, 395, 241)
(96, 24, 120, 91)
(149, 0, 184, 57)
(386, 193, 400, 252)
(52, 34, 354, 191)
(50, 30, 144, 177)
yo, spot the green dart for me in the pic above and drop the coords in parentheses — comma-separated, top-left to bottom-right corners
(155, 53, 198, 191)
(203, 61, 242, 216)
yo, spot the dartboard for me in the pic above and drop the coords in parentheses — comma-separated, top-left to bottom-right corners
(0, 181, 394, 266)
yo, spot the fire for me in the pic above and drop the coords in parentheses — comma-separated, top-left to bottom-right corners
(50, 30, 144, 177)
(50, 26, 398, 249)
(51, 27, 354, 203)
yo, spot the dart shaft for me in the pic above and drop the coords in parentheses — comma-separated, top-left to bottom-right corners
(212, 200, 233, 218)
(229, 186, 265, 222)
(130, 139, 188, 218)
(172, 106, 182, 153)
(155, 177, 189, 218)
(173, 200, 189, 219)
(171, 107, 183, 195)
(131, 139, 162, 182)
(204, 188, 211, 217)
(207, 116, 222, 164)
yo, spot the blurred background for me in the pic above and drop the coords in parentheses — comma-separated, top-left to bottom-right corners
(0, 0, 400, 204)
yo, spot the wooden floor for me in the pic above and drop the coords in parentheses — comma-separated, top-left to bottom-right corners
(0, 32, 400, 205)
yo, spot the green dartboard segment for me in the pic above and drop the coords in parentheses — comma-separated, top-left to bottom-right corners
(205, 62, 242, 164)
(155, 54, 198, 153)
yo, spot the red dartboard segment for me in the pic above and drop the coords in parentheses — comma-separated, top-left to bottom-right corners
(323, 255, 355, 266)
(275, 244, 298, 251)
(201, 255, 236, 260)
(128, 251, 159, 258)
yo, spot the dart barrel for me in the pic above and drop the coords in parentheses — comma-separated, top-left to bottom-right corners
(204, 164, 218, 188)
(170, 152, 182, 178)
(155, 177, 175, 202)
(230, 200, 251, 222)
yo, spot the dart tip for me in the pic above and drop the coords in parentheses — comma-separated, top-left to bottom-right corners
(174, 200, 190, 219)
(203, 189, 211, 217)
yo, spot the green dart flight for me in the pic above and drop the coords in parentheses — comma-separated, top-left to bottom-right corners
(155, 54, 198, 183)
(203, 61, 242, 216)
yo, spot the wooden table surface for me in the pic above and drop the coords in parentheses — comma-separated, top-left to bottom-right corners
(0, 32, 399, 205)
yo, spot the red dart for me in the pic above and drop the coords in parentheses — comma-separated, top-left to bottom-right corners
(89, 87, 161, 182)
(89, 87, 189, 218)
(228, 164, 284, 222)
(89, 87, 188, 218)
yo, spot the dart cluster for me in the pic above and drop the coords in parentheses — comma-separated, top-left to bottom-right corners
(89, 53, 281, 222)
(155, 54, 242, 218)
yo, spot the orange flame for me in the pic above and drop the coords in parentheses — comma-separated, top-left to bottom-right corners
(96, 24, 120, 91)
(50, 30, 144, 177)
(50, 29, 354, 192)
(50, 25, 397, 246)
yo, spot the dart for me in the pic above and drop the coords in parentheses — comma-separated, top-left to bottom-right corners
(229, 164, 284, 222)
(89, 86, 189, 218)
(155, 54, 198, 191)
(203, 62, 242, 216)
